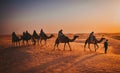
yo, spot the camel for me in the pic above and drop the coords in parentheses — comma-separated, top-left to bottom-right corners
(12, 32, 21, 47)
(32, 30, 54, 45)
(21, 32, 36, 46)
(84, 36, 106, 52)
(39, 34, 54, 45)
(32, 30, 40, 44)
(53, 35, 79, 51)
(32, 30, 40, 39)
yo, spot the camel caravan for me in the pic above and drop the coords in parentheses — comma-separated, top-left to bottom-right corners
(12, 29, 54, 46)
(12, 29, 106, 51)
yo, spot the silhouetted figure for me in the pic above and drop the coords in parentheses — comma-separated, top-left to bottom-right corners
(104, 39, 108, 54)
(39, 29, 54, 45)
(58, 29, 66, 41)
(12, 32, 21, 46)
(33, 30, 38, 38)
(12, 32, 17, 40)
(58, 29, 65, 37)
(89, 32, 95, 41)
(84, 36, 106, 52)
(23, 32, 26, 37)
(40, 29, 47, 38)
(53, 29, 79, 51)
(53, 35, 79, 51)
(26, 30, 31, 37)
(21, 31, 36, 45)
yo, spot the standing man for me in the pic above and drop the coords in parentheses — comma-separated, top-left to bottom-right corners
(104, 39, 108, 54)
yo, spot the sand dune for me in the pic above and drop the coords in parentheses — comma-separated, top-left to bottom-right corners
(0, 33, 120, 73)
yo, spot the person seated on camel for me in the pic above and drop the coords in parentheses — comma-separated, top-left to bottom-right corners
(40, 29, 47, 37)
(33, 30, 38, 38)
(12, 32, 17, 40)
(58, 29, 66, 41)
(22, 32, 26, 36)
(12, 32, 16, 37)
(26, 30, 31, 36)
(89, 32, 95, 42)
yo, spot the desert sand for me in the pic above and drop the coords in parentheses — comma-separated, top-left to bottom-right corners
(0, 33, 120, 73)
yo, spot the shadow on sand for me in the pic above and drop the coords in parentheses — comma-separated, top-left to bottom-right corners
(22, 53, 103, 73)
(0, 47, 34, 73)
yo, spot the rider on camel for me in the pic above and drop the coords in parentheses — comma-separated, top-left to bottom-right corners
(40, 29, 47, 37)
(58, 29, 65, 40)
(12, 32, 17, 40)
(26, 30, 31, 36)
(89, 32, 95, 41)
(33, 30, 38, 38)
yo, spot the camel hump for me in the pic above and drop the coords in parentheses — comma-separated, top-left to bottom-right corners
(57, 35, 68, 42)
(88, 35, 96, 41)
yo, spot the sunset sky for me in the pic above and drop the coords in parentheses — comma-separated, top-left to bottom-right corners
(0, 0, 120, 34)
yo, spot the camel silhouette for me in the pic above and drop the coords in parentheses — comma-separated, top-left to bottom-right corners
(53, 35, 79, 51)
(21, 32, 36, 46)
(39, 34, 54, 45)
(32, 30, 54, 45)
(84, 36, 105, 52)
(32, 30, 40, 39)
(32, 30, 40, 44)
(12, 32, 21, 47)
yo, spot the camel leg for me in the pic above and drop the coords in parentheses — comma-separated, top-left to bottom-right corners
(31, 38, 35, 45)
(94, 44, 96, 52)
(57, 44, 59, 49)
(33, 39, 36, 45)
(44, 40, 48, 47)
(84, 40, 88, 52)
(68, 43, 72, 51)
(38, 39, 40, 45)
(63, 43, 66, 51)
(34, 39, 36, 45)
(53, 43, 60, 51)
(27, 41, 29, 46)
(96, 44, 99, 49)
(57, 43, 60, 51)
(37, 39, 39, 45)
(88, 44, 91, 52)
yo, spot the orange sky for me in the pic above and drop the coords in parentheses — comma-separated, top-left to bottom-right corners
(0, 0, 120, 34)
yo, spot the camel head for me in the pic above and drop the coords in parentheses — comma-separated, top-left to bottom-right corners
(70, 35, 79, 42)
(101, 37, 106, 40)
(50, 34, 54, 38)
(98, 37, 106, 43)
(47, 34, 54, 39)
(74, 35, 79, 38)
